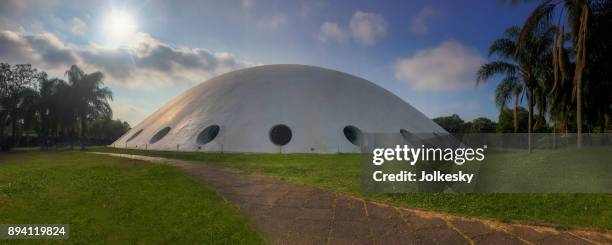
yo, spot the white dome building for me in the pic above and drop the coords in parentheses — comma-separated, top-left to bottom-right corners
(112, 64, 447, 153)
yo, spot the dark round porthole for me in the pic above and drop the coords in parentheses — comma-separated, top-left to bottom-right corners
(149, 127, 171, 144)
(197, 125, 220, 145)
(269, 124, 292, 146)
(126, 129, 143, 142)
(343, 125, 362, 146)
(400, 129, 420, 145)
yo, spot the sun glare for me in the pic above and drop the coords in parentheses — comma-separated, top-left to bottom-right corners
(103, 10, 137, 46)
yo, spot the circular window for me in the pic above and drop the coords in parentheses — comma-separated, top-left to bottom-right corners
(400, 129, 420, 145)
(197, 125, 220, 145)
(126, 129, 143, 142)
(343, 125, 362, 146)
(149, 127, 171, 144)
(269, 124, 292, 146)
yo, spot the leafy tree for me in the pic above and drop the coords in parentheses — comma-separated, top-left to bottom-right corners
(434, 114, 500, 134)
(2, 63, 116, 151)
(433, 114, 465, 133)
(88, 119, 130, 144)
(466, 117, 498, 133)
(517, 0, 592, 147)
(37, 76, 72, 148)
(477, 24, 555, 152)
(497, 107, 529, 133)
(0, 63, 43, 150)
(65, 65, 113, 149)
(584, 1, 612, 137)
(476, 27, 524, 133)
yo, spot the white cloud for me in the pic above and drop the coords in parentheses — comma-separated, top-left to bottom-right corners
(319, 10, 388, 46)
(0, 30, 252, 88)
(82, 33, 252, 87)
(411, 7, 437, 35)
(394, 40, 484, 91)
(349, 10, 388, 46)
(0, 30, 77, 69)
(318, 22, 349, 43)
(256, 14, 288, 30)
(70, 17, 87, 36)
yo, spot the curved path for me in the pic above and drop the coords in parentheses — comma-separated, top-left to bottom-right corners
(93, 152, 612, 245)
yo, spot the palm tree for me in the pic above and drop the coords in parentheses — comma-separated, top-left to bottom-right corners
(65, 65, 113, 150)
(477, 25, 555, 152)
(585, 0, 612, 142)
(38, 76, 70, 149)
(494, 75, 524, 133)
(517, 0, 591, 147)
(478, 27, 524, 134)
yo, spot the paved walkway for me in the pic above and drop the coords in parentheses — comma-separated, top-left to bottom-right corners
(93, 152, 612, 245)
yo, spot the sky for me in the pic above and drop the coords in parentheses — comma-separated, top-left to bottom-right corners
(0, 0, 540, 126)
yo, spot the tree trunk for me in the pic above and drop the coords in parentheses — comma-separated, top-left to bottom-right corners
(40, 116, 46, 150)
(552, 119, 557, 149)
(574, 4, 589, 148)
(70, 121, 75, 150)
(576, 78, 583, 148)
(0, 122, 4, 149)
(80, 116, 87, 150)
(11, 116, 17, 138)
(11, 116, 18, 147)
(527, 90, 533, 153)
(600, 109, 606, 145)
(513, 96, 519, 133)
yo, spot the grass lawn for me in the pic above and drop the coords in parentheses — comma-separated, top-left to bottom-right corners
(93, 146, 612, 230)
(0, 150, 264, 244)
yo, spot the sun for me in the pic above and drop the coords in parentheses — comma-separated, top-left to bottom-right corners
(103, 10, 137, 46)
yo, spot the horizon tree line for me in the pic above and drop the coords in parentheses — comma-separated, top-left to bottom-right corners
(0, 63, 128, 151)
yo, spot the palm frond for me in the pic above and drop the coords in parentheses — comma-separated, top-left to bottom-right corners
(489, 37, 517, 59)
(65, 65, 85, 85)
(503, 26, 521, 39)
(476, 61, 518, 85)
(517, 0, 556, 56)
(571, 3, 589, 102)
(495, 76, 519, 109)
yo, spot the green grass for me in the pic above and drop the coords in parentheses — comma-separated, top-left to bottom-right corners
(0, 151, 264, 244)
(93, 146, 612, 230)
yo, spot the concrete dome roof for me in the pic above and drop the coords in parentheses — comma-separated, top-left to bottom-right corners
(112, 64, 446, 153)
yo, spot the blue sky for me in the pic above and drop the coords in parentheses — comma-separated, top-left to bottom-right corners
(0, 0, 539, 125)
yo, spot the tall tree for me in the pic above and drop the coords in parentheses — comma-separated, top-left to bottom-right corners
(38, 75, 70, 148)
(497, 77, 523, 133)
(0, 64, 42, 149)
(477, 27, 524, 134)
(477, 25, 554, 152)
(517, 0, 591, 147)
(65, 65, 113, 150)
(584, 0, 612, 140)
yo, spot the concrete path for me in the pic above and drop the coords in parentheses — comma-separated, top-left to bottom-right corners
(93, 152, 612, 245)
